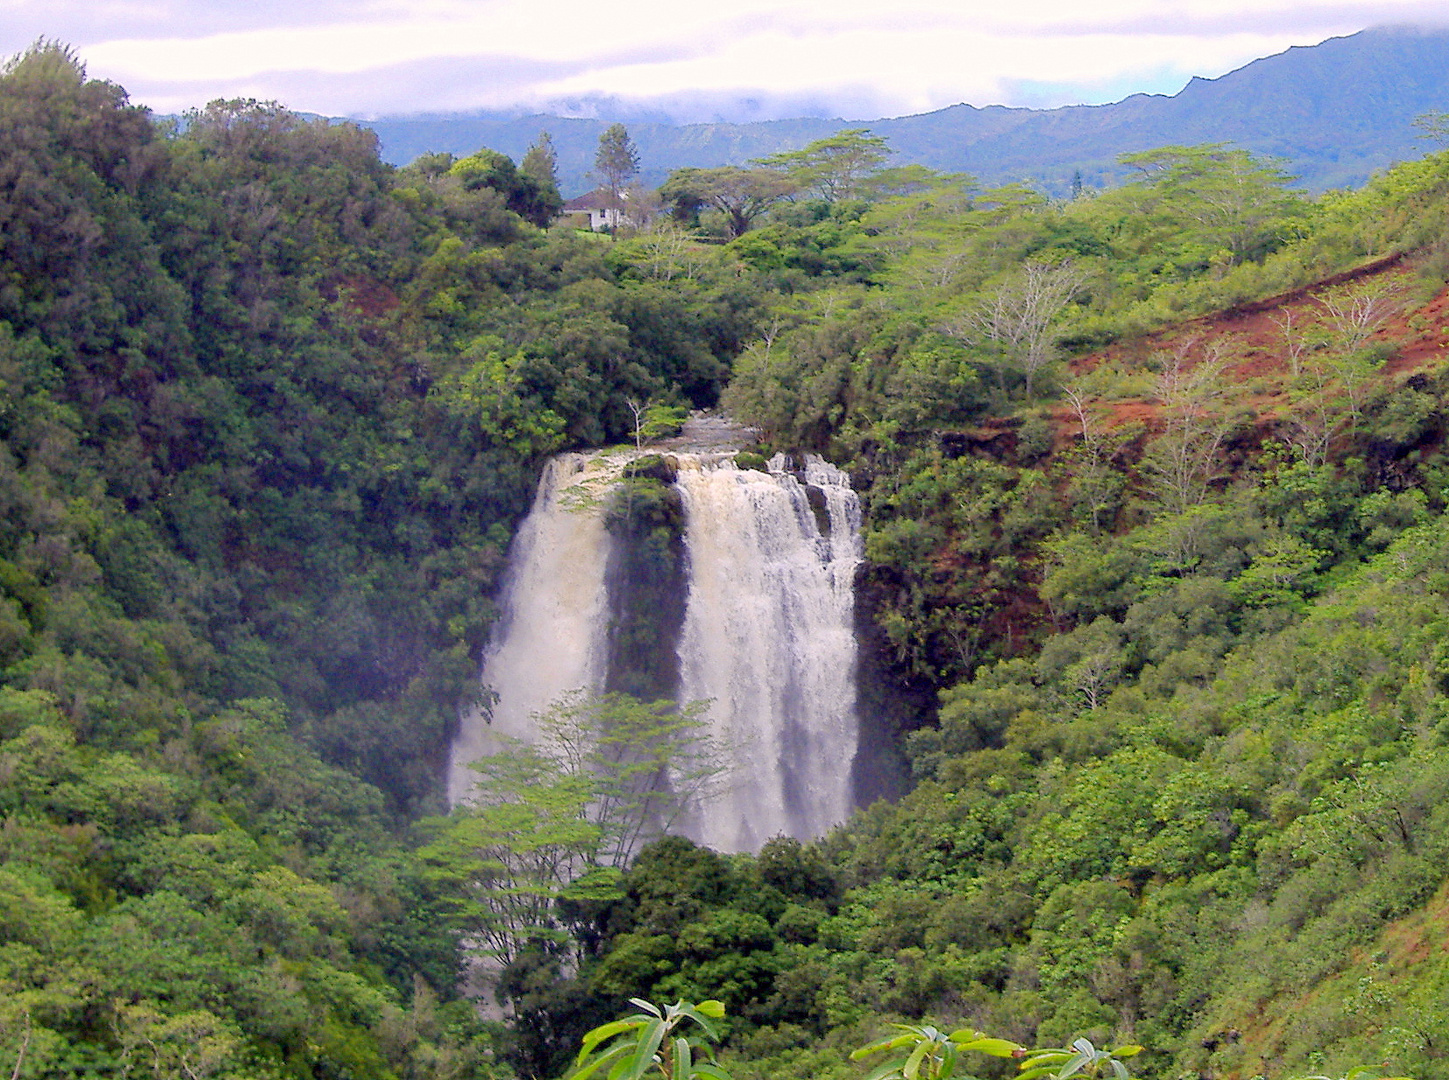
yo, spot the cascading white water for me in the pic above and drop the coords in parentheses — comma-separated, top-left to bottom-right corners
(446, 452, 624, 804)
(672, 456, 861, 851)
(448, 444, 863, 853)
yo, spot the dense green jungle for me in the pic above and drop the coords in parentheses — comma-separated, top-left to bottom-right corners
(8, 39, 1449, 1080)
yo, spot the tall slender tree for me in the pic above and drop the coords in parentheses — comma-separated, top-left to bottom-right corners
(594, 123, 639, 211)
(521, 130, 560, 190)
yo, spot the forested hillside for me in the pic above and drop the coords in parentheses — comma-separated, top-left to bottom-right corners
(0, 41, 756, 1078)
(6, 39, 1449, 1080)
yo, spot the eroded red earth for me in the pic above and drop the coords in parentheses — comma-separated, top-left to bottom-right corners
(1059, 252, 1449, 434)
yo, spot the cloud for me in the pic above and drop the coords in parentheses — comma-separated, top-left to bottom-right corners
(515, 26, 1310, 114)
(104, 52, 592, 118)
(2, 0, 1445, 120)
(0, 0, 366, 47)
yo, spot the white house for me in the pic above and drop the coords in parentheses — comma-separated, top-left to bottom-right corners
(560, 189, 633, 231)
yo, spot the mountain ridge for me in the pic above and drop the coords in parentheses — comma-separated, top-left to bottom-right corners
(362, 25, 1449, 196)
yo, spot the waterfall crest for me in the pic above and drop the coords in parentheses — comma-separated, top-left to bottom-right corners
(448, 447, 862, 852)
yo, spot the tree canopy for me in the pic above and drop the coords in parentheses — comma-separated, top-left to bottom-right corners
(659, 166, 798, 238)
(758, 128, 892, 202)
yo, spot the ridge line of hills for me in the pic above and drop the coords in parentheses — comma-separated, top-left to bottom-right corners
(362, 24, 1449, 196)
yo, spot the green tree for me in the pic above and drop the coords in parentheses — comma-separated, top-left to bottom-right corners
(428, 344, 568, 457)
(596, 123, 641, 210)
(1411, 110, 1449, 147)
(424, 692, 728, 967)
(626, 399, 688, 450)
(450, 147, 562, 227)
(419, 745, 610, 968)
(758, 128, 892, 203)
(1117, 144, 1302, 264)
(658, 166, 797, 238)
(112, 1002, 242, 1080)
(533, 691, 728, 867)
(522, 129, 561, 190)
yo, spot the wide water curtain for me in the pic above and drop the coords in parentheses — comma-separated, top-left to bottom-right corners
(672, 457, 861, 851)
(450, 451, 863, 853)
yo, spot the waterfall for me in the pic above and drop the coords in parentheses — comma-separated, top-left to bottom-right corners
(448, 446, 863, 853)
(672, 456, 861, 851)
(446, 452, 622, 804)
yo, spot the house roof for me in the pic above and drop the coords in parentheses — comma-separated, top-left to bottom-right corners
(562, 189, 627, 211)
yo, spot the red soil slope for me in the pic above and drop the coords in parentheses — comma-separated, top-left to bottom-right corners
(1060, 253, 1449, 434)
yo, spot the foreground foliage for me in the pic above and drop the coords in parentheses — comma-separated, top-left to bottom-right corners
(851, 1024, 1024, 1080)
(569, 999, 731, 1080)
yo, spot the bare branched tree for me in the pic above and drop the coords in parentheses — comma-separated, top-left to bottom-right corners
(1063, 383, 1120, 533)
(625, 223, 705, 282)
(950, 259, 1086, 397)
(1318, 275, 1407, 354)
(1269, 307, 1313, 379)
(1316, 276, 1407, 419)
(1285, 380, 1334, 469)
(1140, 339, 1235, 515)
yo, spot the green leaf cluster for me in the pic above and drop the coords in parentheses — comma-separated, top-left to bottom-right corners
(569, 998, 731, 1080)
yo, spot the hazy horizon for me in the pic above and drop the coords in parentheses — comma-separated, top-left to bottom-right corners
(6, 2, 1449, 124)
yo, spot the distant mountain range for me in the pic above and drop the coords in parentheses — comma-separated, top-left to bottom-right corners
(361, 25, 1449, 197)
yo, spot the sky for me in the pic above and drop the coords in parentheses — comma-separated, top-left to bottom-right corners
(4, 0, 1449, 122)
